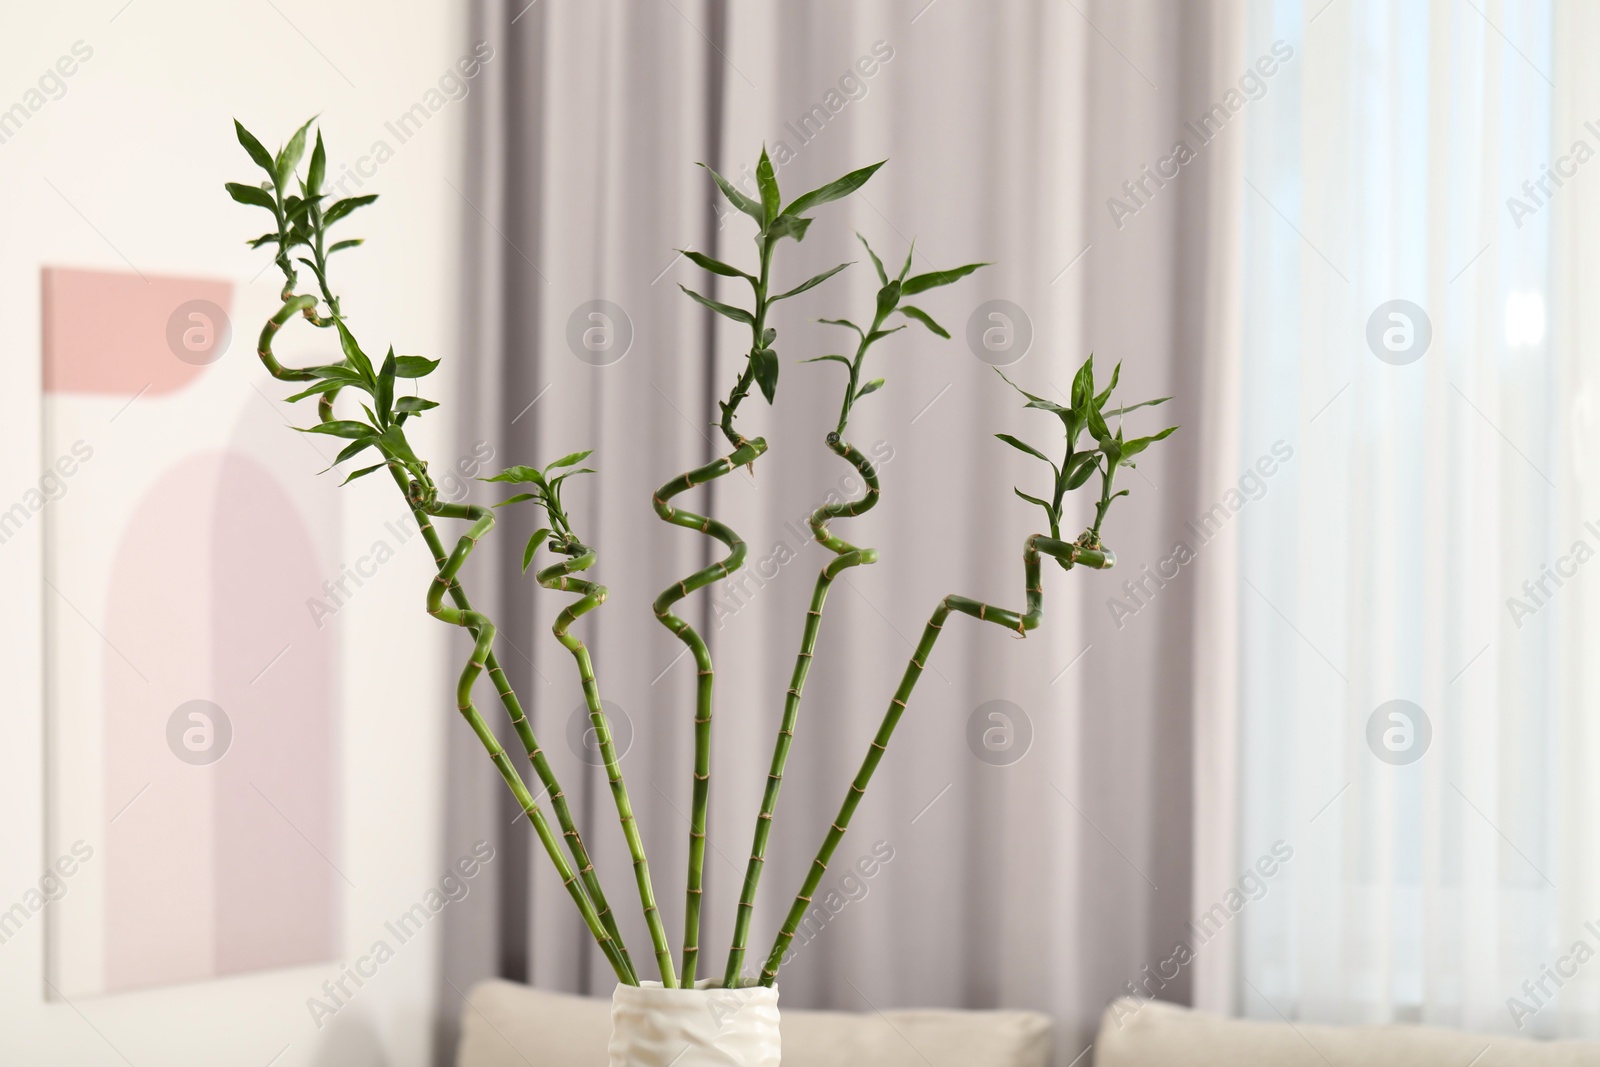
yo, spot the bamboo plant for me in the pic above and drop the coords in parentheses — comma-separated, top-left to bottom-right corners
(227, 120, 1174, 993)
(720, 234, 986, 985)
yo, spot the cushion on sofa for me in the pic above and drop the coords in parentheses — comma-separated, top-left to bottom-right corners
(1095, 996, 1600, 1066)
(456, 979, 1052, 1067)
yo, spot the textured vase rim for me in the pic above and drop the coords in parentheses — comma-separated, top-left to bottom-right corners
(613, 980, 780, 1002)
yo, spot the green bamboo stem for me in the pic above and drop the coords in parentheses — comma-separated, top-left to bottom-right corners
(537, 545, 678, 987)
(721, 434, 880, 986)
(253, 289, 637, 983)
(256, 294, 319, 381)
(652, 437, 767, 985)
(239, 131, 642, 982)
(424, 497, 637, 985)
(758, 534, 1115, 985)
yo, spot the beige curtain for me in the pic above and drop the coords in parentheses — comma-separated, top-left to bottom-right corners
(445, 2, 1245, 1062)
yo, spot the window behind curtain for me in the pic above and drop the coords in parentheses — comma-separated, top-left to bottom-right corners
(1231, 0, 1593, 1035)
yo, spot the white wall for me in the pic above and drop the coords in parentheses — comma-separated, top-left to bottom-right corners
(0, 2, 473, 1063)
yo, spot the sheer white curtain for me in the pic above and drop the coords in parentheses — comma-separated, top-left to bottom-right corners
(1233, 0, 1600, 1037)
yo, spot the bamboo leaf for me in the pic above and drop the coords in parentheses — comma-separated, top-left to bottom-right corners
(309, 364, 365, 384)
(818, 318, 863, 338)
(376, 427, 422, 469)
(247, 231, 279, 249)
(755, 148, 780, 225)
(302, 420, 374, 439)
(485, 465, 545, 485)
(781, 161, 885, 219)
(494, 492, 539, 507)
(329, 238, 364, 254)
(865, 325, 906, 343)
(897, 304, 948, 338)
(1119, 425, 1178, 458)
(753, 347, 779, 403)
(897, 240, 915, 283)
(1104, 396, 1172, 417)
(395, 396, 438, 413)
(335, 321, 375, 383)
(325, 194, 378, 225)
(900, 261, 988, 295)
(377, 349, 396, 426)
(772, 262, 851, 302)
(856, 233, 887, 285)
(275, 116, 316, 187)
(225, 181, 277, 212)
(548, 468, 594, 487)
(1014, 487, 1057, 525)
(874, 280, 902, 321)
(995, 433, 1050, 464)
(766, 214, 812, 242)
(699, 163, 763, 223)
(234, 119, 276, 174)
(547, 449, 594, 470)
(306, 130, 326, 196)
(340, 463, 384, 486)
(284, 379, 347, 403)
(1094, 361, 1121, 408)
(996, 368, 1052, 407)
(394, 355, 440, 378)
(334, 437, 377, 465)
(1070, 354, 1095, 411)
(522, 528, 553, 573)
(854, 377, 885, 400)
(1087, 400, 1111, 445)
(679, 248, 753, 281)
(1064, 454, 1100, 490)
(800, 354, 853, 367)
(679, 284, 754, 325)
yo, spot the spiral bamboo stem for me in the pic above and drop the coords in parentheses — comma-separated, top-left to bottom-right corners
(721, 435, 880, 986)
(252, 277, 636, 983)
(419, 496, 636, 984)
(537, 545, 678, 987)
(652, 438, 767, 985)
(758, 534, 1114, 985)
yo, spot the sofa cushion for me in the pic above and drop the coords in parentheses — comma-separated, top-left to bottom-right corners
(1095, 997, 1600, 1066)
(457, 979, 1052, 1067)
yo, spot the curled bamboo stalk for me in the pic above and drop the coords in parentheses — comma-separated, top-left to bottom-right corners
(235, 117, 635, 981)
(664, 149, 883, 985)
(721, 435, 879, 985)
(759, 535, 1114, 985)
(722, 235, 985, 984)
(536, 544, 678, 987)
(422, 495, 640, 979)
(415, 495, 635, 984)
(652, 437, 767, 984)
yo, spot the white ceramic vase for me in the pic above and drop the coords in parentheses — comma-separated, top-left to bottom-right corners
(608, 981, 781, 1066)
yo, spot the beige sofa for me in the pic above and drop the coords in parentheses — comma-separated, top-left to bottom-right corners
(1096, 997, 1600, 1066)
(456, 981, 1600, 1066)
